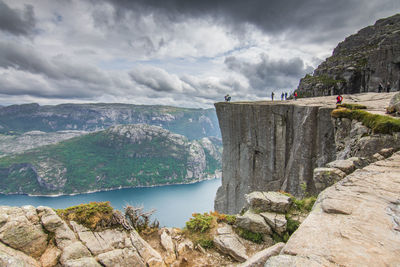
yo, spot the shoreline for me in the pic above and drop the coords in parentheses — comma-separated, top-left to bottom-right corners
(0, 173, 221, 198)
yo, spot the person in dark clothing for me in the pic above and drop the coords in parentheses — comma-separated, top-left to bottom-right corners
(386, 82, 391, 92)
(281, 93, 284, 100)
(284, 92, 287, 100)
(224, 94, 231, 102)
(271, 92, 274, 101)
(378, 83, 383, 93)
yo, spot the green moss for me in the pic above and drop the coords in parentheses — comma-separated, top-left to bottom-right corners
(55, 201, 114, 231)
(285, 216, 300, 235)
(291, 196, 317, 212)
(236, 227, 263, 244)
(332, 108, 400, 134)
(336, 103, 367, 110)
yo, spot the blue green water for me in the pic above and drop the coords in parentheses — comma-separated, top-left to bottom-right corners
(0, 179, 221, 228)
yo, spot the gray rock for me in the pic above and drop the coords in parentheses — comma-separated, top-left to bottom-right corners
(297, 14, 400, 97)
(0, 241, 40, 267)
(213, 224, 248, 262)
(259, 212, 287, 235)
(313, 167, 346, 193)
(387, 92, 400, 113)
(159, 228, 176, 264)
(97, 248, 145, 267)
(245, 192, 292, 213)
(238, 242, 284, 267)
(63, 257, 102, 267)
(236, 211, 272, 234)
(326, 159, 355, 174)
(0, 208, 48, 258)
(214, 103, 336, 214)
(277, 152, 400, 266)
(59, 241, 92, 265)
(71, 221, 128, 256)
(265, 255, 334, 267)
(129, 230, 164, 266)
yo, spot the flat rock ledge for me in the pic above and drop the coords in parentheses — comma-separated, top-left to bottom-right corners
(266, 151, 400, 267)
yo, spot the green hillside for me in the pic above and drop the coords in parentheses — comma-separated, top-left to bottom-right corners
(0, 124, 221, 195)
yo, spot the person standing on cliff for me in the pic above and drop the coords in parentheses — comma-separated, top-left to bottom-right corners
(285, 92, 288, 100)
(294, 91, 298, 100)
(271, 92, 274, 101)
(386, 82, 391, 92)
(224, 94, 231, 102)
(336, 94, 343, 104)
(378, 83, 383, 93)
(281, 92, 284, 100)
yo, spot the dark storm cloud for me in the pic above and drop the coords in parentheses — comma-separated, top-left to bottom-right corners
(102, 0, 400, 41)
(0, 0, 35, 36)
(225, 54, 313, 91)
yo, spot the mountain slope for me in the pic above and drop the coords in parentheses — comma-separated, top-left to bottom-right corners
(0, 124, 221, 195)
(297, 13, 400, 97)
(0, 103, 220, 140)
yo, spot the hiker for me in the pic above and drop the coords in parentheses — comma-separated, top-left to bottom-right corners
(294, 91, 298, 100)
(281, 92, 284, 100)
(224, 94, 231, 102)
(336, 94, 343, 104)
(271, 92, 274, 101)
(386, 82, 391, 92)
(284, 92, 288, 100)
(378, 83, 383, 93)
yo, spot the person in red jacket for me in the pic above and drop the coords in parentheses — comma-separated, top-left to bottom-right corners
(294, 91, 298, 100)
(336, 94, 343, 104)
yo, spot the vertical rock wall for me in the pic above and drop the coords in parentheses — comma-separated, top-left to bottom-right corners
(214, 102, 336, 214)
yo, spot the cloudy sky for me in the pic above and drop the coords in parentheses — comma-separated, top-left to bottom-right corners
(1, 0, 399, 108)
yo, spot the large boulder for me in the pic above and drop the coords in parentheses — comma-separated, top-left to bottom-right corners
(96, 248, 145, 267)
(245, 192, 292, 213)
(326, 159, 356, 174)
(236, 211, 271, 234)
(213, 224, 248, 262)
(0, 206, 48, 258)
(387, 92, 400, 113)
(313, 167, 346, 193)
(273, 152, 400, 266)
(129, 230, 165, 267)
(59, 241, 92, 265)
(259, 212, 287, 235)
(238, 242, 284, 267)
(0, 241, 40, 267)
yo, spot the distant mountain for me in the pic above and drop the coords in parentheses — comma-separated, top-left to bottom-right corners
(0, 103, 220, 140)
(0, 124, 221, 195)
(297, 13, 400, 97)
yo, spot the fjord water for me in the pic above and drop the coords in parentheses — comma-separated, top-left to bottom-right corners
(0, 178, 221, 228)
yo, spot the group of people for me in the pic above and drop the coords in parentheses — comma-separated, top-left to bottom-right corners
(271, 91, 295, 101)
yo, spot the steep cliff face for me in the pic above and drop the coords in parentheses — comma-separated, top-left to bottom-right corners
(297, 13, 400, 97)
(214, 102, 336, 214)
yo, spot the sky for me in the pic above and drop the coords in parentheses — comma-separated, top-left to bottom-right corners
(0, 0, 399, 108)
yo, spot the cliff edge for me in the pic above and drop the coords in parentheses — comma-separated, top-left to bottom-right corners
(214, 93, 397, 214)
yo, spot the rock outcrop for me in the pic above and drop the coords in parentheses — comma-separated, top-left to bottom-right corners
(266, 151, 400, 266)
(214, 102, 336, 214)
(297, 13, 400, 97)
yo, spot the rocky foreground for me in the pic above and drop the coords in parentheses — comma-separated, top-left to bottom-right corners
(266, 150, 400, 266)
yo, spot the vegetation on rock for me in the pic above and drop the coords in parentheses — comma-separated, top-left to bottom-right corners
(331, 107, 400, 134)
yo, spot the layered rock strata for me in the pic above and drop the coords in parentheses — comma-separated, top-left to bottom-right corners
(266, 151, 400, 266)
(214, 102, 336, 214)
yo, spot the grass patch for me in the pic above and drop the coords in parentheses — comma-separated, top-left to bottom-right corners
(55, 201, 114, 231)
(186, 212, 214, 233)
(236, 227, 264, 243)
(331, 108, 400, 134)
(336, 103, 367, 110)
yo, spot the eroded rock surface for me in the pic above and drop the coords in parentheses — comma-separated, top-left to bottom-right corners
(268, 152, 400, 266)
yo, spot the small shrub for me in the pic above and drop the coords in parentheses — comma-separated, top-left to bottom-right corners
(209, 211, 237, 225)
(186, 213, 213, 233)
(198, 238, 214, 249)
(55, 201, 114, 230)
(285, 216, 300, 235)
(236, 227, 263, 244)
